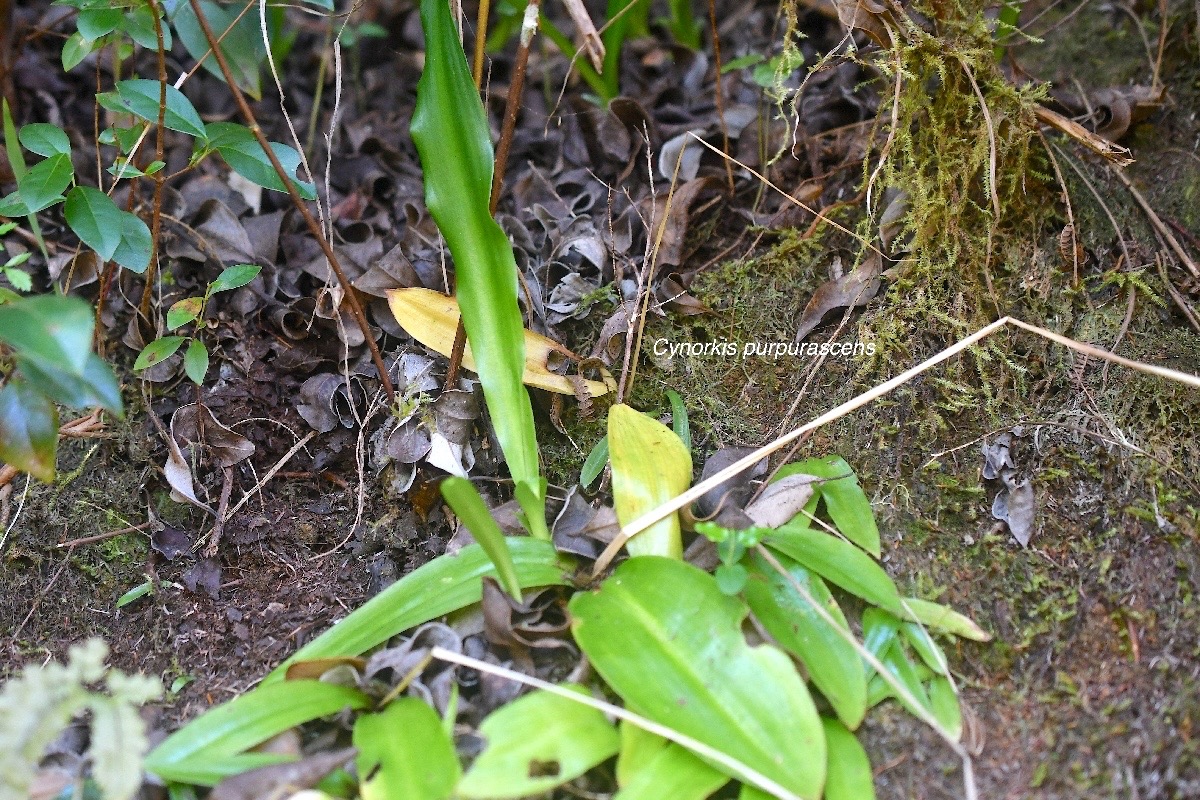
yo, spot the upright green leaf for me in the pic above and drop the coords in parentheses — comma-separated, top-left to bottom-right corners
(666, 389, 691, 450)
(607, 404, 691, 559)
(765, 524, 902, 614)
(113, 210, 152, 273)
(265, 540, 571, 682)
(774, 456, 880, 556)
(2, 99, 47, 258)
(17, 154, 73, 212)
(614, 737, 726, 800)
(65, 186, 123, 261)
(112, 80, 207, 140)
(183, 339, 209, 385)
(0, 379, 60, 482)
(744, 551, 867, 730)
(439, 477, 522, 599)
(457, 687, 620, 799)
(354, 699, 460, 800)
(820, 718, 876, 800)
(145, 681, 371, 786)
(570, 558, 826, 799)
(411, 0, 546, 539)
(580, 434, 609, 489)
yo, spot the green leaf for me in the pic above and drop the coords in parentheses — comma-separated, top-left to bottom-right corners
(0, 293, 94, 373)
(65, 186, 123, 260)
(5, 267, 31, 292)
(19, 124, 71, 157)
(744, 551, 867, 730)
(145, 681, 371, 785)
(17, 352, 124, 414)
(666, 389, 691, 450)
(580, 434, 608, 489)
(170, 0, 265, 99)
(167, 297, 203, 331)
(204, 122, 316, 200)
(765, 524, 902, 614)
(411, 0, 546, 538)
(124, 5, 171, 50)
(901, 621, 949, 675)
(354, 698, 460, 800)
(821, 718, 875, 800)
(113, 210, 152, 273)
(62, 32, 96, 72)
(774, 456, 880, 557)
(134, 336, 186, 371)
(457, 686, 620, 799)
(265, 540, 571, 682)
(209, 263, 261, 294)
(112, 79, 207, 140)
(117, 580, 153, 608)
(898, 597, 991, 641)
(0, 190, 30, 217)
(183, 339, 208, 385)
(0, 379, 59, 482)
(877, 640, 932, 720)
(77, 7, 124, 39)
(570, 557, 826, 799)
(107, 158, 166, 179)
(614, 731, 726, 800)
(440, 477, 522, 599)
(607, 404, 691, 559)
(17, 154, 73, 213)
(927, 676, 962, 740)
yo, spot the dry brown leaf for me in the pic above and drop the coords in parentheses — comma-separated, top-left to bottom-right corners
(794, 252, 883, 343)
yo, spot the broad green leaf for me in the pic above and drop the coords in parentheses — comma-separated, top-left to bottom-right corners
(354, 699, 460, 800)
(124, 5, 171, 50)
(3, 101, 48, 260)
(107, 158, 165, 179)
(62, 32, 95, 71)
(615, 722, 667, 787)
(145, 681, 371, 785)
(614, 735, 726, 800)
(77, 8, 124, 39)
(167, 298, 203, 331)
(265, 540, 571, 682)
(766, 524, 902, 614)
(0, 379, 59, 482)
(183, 339, 208, 385)
(18, 154, 73, 212)
(570, 558, 826, 799)
(821, 718, 875, 800)
(877, 640, 931, 720)
(170, 0, 264, 99)
(928, 676, 962, 740)
(774, 456, 880, 557)
(457, 686, 620, 799)
(112, 79, 206, 140)
(898, 597, 991, 641)
(204, 123, 316, 199)
(744, 551, 867, 730)
(19, 124, 71, 157)
(209, 263, 261, 294)
(0, 190, 30, 217)
(149, 753, 292, 787)
(134, 336, 186, 370)
(113, 210, 152, 273)
(411, 0, 545, 538)
(0, 294, 93, 373)
(580, 434, 608, 489)
(607, 404, 691, 558)
(5, 267, 31, 292)
(65, 186, 122, 260)
(18, 352, 124, 414)
(901, 621, 949, 675)
(861, 609, 900, 661)
(440, 477, 522, 599)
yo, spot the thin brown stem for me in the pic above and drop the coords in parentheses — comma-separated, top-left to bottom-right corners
(708, 0, 733, 193)
(489, 0, 537, 215)
(186, 0, 395, 403)
(138, 0, 168, 321)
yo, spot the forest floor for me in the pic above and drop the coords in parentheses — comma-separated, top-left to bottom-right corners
(3, 0, 1200, 797)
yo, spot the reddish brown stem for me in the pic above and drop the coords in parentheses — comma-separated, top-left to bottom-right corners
(137, 0, 169, 321)
(186, 0, 395, 403)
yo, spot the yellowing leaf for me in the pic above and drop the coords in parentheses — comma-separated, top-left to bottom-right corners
(608, 404, 691, 559)
(386, 288, 613, 397)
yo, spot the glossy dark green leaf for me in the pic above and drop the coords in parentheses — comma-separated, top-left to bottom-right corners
(62, 32, 95, 71)
(209, 263, 261, 294)
(774, 456, 880, 557)
(65, 186, 123, 260)
(580, 434, 608, 489)
(134, 336, 186, 371)
(77, 8, 124, 39)
(19, 124, 71, 157)
(744, 551, 867, 729)
(608, 404, 691, 558)
(411, 0, 545, 537)
(265, 540, 571, 682)
(0, 379, 59, 482)
(570, 557, 826, 799)
(821, 718, 875, 800)
(113, 210, 152, 273)
(765, 524, 902, 614)
(0, 294, 93, 373)
(17, 352, 124, 415)
(170, 0, 264, 99)
(124, 5, 171, 50)
(457, 686, 619, 799)
(440, 476, 522, 599)
(113, 79, 207, 140)
(184, 339, 208, 385)
(17, 154, 73, 212)
(354, 698, 460, 800)
(145, 681, 371, 786)
(204, 122, 316, 199)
